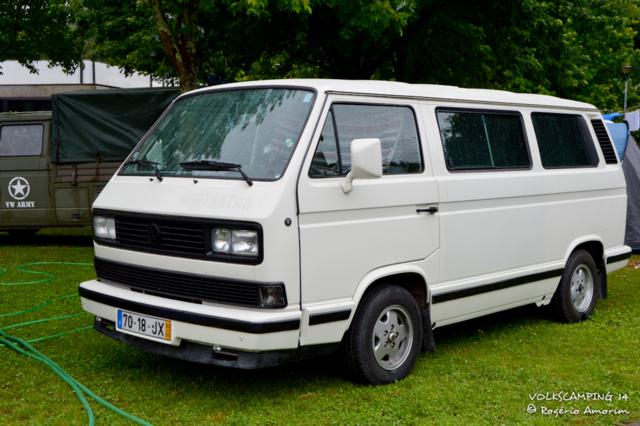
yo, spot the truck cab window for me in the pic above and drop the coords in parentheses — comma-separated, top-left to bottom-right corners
(309, 104, 423, 178)
(0, 125, 43, 156)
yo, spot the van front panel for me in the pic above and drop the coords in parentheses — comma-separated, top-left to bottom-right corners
(80, 85, 326, 354)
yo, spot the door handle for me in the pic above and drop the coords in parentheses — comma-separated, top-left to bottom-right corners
(417, 206, 438, 214)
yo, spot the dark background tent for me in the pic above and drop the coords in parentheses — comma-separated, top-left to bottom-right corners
(51, 87, 178, 163)
(622, 134, 640, 251)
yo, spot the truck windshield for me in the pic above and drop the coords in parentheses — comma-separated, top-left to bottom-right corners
(121, 88, 315, 181)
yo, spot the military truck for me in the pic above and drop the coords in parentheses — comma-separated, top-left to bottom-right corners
(0, 88, 178, 235)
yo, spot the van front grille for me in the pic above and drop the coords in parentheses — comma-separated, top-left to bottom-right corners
(92, 210, 262, 264)
(115, 216, 206, 256)
(94, 257, 266, 307)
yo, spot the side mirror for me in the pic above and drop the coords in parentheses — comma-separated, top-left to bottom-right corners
(341, 138, 382, 194)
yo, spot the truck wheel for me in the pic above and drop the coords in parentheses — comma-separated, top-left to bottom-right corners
(552, 249, 597, 323)
(342, 285, 422, 384)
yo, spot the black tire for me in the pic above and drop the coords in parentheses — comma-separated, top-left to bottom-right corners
(342, 285, 423, 385)
(551, 249, 598, 323)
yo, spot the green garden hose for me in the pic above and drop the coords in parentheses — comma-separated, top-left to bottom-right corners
(1, 261, 153, 426)
(0, 261, 92, 286)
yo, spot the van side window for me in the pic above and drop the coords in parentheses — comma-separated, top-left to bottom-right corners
(309, 114, 340, 177)
(532, 113, 599, 168)
(436, 109, 530, 171)
(0, 124, 43, 156)
(309, 104, 423, 177)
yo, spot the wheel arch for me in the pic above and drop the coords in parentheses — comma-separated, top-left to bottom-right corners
(347, 264, 435, 352)
(563, 236, 607, 298)
(352, 265, 430, 310)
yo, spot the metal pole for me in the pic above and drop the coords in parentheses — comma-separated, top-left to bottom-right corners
(624, 78, 629, 111)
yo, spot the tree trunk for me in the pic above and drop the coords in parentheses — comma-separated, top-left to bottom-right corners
(146, 0, 199, 92)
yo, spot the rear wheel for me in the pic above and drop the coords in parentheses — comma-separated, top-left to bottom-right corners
(552, 249, 597, 323)
(342, 285, 422, 384)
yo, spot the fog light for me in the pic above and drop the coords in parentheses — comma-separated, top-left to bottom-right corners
(259, 285, 287, 308)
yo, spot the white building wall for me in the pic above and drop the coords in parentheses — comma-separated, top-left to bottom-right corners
(0, 60, 163, 88)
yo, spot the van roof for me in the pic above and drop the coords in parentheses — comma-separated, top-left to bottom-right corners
(189, 79, 598, 111)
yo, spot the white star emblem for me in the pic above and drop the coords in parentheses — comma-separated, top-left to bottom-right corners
(8, 176, 30, 201)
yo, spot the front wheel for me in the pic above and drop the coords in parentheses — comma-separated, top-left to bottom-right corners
(342, 285, 423, 384)
(551, 249, 598, 323)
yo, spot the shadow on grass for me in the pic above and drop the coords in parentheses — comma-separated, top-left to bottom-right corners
(433, 303, 551, 346)
(117, 341, 345, 388)
(0, 228, 93, 247)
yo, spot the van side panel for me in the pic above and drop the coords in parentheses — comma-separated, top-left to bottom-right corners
(297, 96, 440, 345)
(422, 106, 627, 324)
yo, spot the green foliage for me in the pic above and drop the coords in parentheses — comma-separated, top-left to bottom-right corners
(3, 0, 640, 109)
(75, 0, 172, 80)
(0, 1, 83, 73)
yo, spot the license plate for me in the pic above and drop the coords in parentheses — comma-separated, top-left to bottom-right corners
(117, 309, 172, 343)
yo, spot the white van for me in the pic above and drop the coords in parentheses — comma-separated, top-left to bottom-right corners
(79, 80, 631, 384)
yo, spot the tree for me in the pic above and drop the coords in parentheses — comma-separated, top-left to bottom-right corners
(13, 0, 639, 110)
(78, 0, 415, 91)
(78, 0, 314, 91)
(0, 0, 83, 73)
(387, 0, 640, 111)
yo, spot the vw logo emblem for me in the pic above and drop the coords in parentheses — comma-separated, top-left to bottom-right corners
(8, 176, 30, 201)
(148, 223, 162, 244)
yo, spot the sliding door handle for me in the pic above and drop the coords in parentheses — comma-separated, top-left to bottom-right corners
(417, 206, 438, 214)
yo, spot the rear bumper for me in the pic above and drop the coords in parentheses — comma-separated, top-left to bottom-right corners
(79, 280, 301, 352)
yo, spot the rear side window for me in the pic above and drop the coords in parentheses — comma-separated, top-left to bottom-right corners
(436, 109, 530, 171)
(309, 104, 423, 177)
(0, 124, 43, 156)
(532, 113, 598, 168)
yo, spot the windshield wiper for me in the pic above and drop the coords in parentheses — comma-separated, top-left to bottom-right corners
(123, 159, 163, 182)
(180, 160, 253, 187)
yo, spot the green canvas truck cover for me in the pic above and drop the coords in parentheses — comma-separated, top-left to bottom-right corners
(51, 87, 178, 163)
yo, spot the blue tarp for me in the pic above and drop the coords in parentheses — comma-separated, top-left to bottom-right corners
(603, 112, 624, 121)
(605, 121, 629, 159)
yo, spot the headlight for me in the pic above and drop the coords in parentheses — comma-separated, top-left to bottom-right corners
(212, 228, 259, 257)
(213, 229, 231, 253)
(94, 216, 116, 240)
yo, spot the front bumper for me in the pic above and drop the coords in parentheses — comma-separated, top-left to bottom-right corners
(93, 318, 338, 369)
(79, 280, 301, 352)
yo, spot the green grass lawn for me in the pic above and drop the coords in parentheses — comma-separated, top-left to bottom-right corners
(1, 227, 639, 425)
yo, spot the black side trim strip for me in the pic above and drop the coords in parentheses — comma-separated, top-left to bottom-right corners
(308, 309, 352, 326)
(79, 287, 300, 334)
(432, 269, 564, 304)
(607, 253, 631, 264)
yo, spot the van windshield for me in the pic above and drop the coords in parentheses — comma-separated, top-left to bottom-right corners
(121, 88, 315, 181)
